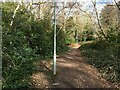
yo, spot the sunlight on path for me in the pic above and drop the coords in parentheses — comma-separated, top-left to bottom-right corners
(68, 43, 81, 48)
(31, 44, 114, 88)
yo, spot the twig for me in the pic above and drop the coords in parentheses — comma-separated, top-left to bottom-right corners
(114, 0, 120, 11)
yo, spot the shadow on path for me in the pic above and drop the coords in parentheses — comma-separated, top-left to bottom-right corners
(31, 44, 114, 88)
(52, 47, 112, 88)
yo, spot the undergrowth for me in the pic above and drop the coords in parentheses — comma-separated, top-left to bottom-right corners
(80, 40, 120, 86)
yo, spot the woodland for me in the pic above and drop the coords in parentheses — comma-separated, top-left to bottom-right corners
(1, 0, 120, 89)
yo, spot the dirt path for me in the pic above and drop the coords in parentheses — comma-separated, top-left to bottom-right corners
(30, 44, 113, 88)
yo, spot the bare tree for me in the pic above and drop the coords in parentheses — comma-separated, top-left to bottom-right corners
(91, 0, 108, 39)
(56, 2, 78, 35)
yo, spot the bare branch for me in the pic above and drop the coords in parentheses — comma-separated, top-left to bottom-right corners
(56, 2, 77, 36)
(114, 0, 120, 11)
(91, 0, 108, 39)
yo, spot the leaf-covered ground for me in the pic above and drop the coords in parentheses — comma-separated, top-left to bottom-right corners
(80, 41, 120, 88)
(30, 44, 116, 88)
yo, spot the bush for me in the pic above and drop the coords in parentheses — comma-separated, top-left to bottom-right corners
(2, 2, 68, 88)
(2, 3, 39, 87)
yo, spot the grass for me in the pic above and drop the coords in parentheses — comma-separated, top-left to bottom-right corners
(80, 40, 120, 87)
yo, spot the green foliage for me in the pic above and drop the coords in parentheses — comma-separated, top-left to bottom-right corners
(65, 35, 75, 44)
(82, 30, 95, 41)
(2, 2, 38, 88)
(51, 25, 68, 54)
(29, 18, 53, 58)
(79, 23, 95, 42)
(2, 2, 68, 88)
(81, 40, 109, 50)
(80, 40, 120, 84)
(65, 16, 76, 43)
(106, 27, 118, 43)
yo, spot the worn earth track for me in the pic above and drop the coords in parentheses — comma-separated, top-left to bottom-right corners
(31, 44, 114, 88)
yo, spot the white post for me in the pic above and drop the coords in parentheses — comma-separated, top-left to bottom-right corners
(53, 0, 57, 75)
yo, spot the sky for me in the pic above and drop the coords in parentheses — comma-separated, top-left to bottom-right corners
(0, 0, 119, 14)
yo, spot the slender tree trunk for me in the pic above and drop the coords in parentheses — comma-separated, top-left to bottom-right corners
(10, 0, 22, 26)
(92, 1, 108, 40)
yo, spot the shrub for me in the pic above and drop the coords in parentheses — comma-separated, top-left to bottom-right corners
(2, 2, 68, 88)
